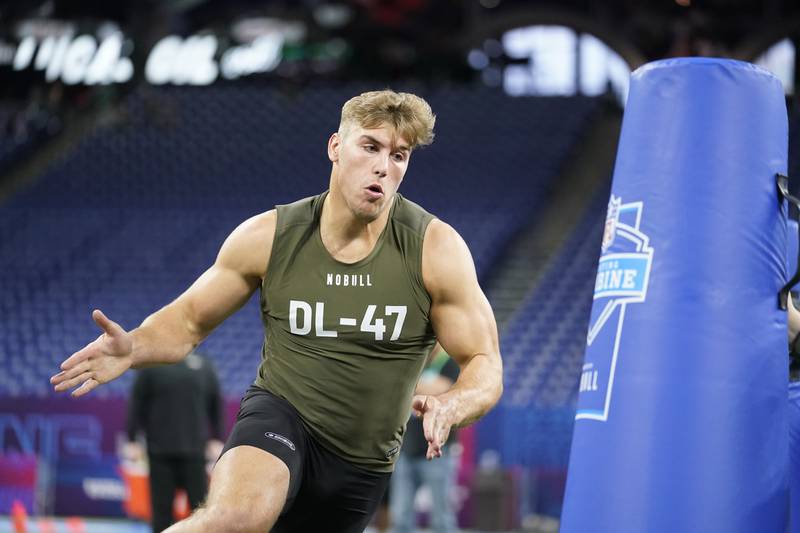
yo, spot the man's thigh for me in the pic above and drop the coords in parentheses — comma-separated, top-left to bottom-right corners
(201, 446, 289, 532)
(159, 388, 304, 533)
(273, 438, 390, 533)
(220, 386, 308, 505)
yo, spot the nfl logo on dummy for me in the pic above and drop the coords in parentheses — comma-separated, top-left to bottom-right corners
(576, 195, 653, 421)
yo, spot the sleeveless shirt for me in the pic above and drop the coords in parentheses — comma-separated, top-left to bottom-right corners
(254, 191, 437, 471)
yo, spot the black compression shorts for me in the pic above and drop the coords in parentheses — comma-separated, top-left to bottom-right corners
(220, 386, 391, 533)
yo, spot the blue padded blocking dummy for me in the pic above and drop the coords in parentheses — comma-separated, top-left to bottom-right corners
(561, 58, 788, 533)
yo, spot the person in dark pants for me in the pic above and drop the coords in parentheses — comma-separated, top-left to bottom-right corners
(126, 351, 225, 533)
(390, 347, 461, 533)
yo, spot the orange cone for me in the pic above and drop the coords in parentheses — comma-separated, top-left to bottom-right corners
(37, 519, 56, 533)
(11, 500, 27, 533)
(66, 517, 86, 533)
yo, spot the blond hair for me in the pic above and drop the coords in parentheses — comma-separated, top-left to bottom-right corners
(339, 90, 436, 149)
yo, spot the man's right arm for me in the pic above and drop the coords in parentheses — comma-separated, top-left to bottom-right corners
(51, 210, 277, 397)
(129, 210, 275, 367)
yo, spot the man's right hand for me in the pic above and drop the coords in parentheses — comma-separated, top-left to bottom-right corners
(50, 309, 134, 397)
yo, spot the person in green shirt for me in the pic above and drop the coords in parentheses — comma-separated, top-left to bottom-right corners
(51, 89, 503, 533)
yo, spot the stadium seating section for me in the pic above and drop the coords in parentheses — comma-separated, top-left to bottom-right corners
(1, 85, 599, 401)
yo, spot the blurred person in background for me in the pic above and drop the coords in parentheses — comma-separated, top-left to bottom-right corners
(126, 350, 225, 533)
(390, 345, 460, 533)
(51, 89, 503, 533)
(372, 487, 392, 533)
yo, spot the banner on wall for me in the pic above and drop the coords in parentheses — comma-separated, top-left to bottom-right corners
(0, 17, 348, 86)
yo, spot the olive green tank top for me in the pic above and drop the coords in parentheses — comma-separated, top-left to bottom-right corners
(255, 191, 437, 472)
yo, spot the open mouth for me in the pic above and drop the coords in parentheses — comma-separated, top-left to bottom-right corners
(366, 184, 384, 197)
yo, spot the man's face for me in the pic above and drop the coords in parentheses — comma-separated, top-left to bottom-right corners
(328, 123, 411, 222)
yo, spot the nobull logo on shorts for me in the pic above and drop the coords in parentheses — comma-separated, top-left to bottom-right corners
(576, 195, 654, 422)
(265, 432, 296, 451)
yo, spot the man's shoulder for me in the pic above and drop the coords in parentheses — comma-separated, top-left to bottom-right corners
(230, 210, 277, 246)
(275, 193, 324, 230)
(422, 218, 463, 250)
(421, 217, 476, 298)
(392, 193, 436, 236)
(216, 210, 277, 278)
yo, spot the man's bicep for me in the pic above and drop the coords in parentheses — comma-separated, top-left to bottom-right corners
(172, 210, 274, 339)
(431, 290, 499, 367)
(177, 263, 258, 337)
(424, 220, 499, 365)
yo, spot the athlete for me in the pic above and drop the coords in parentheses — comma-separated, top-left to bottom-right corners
(50, 90, 503, 532)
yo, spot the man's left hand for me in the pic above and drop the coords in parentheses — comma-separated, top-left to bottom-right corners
(412, 394, 455, 460)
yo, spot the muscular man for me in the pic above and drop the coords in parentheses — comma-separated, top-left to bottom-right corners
(51, 90, 503, 532)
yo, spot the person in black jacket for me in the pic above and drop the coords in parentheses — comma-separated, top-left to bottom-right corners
(126, 350, 225, 533)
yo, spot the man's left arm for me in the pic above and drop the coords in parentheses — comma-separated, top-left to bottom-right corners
(416, 219, 503, 459)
